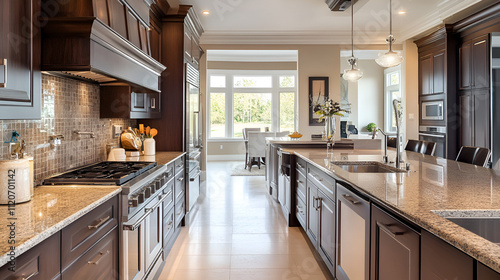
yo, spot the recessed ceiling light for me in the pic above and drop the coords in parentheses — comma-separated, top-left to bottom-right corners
(202, 10, 210, 15)
(398, 10, 406, 15)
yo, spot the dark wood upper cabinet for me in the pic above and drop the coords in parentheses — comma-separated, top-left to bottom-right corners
(0, 0, 41, 119)
(100, 84, 161, 119)
(473, 88, 490, 149)
(420, 55, 433, 95)
(108, 0, 128, 39)
(126, 10, 141, 48)
(459, 92, 473, 147)
(433, 52, 445, 94)
(371, 205, 420, 280)
(421, 230, 474, 280)
(472, 35, 490, 89)
(460, 41, 472, 90)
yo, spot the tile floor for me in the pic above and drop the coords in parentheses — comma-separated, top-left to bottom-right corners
(157, 161, 331, 280)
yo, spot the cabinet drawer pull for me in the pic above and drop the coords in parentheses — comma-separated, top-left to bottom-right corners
(377, 222, 404, 238)
(176, 164, 183, 168)
(177, 177, 184, 182)
(297, 180, 303, 184)
(315, 197, 322, 210)
(88, 250, 110, 265)
(296, 205, 304, 214)
(342, 194, 360, 205)
(168, 220, 173, 226)
(311, 174, 323, 181)
(21, 271, 36, 280)
(88, 215, 111, 230)
(123, 208, 153, 231)
(312, 196, 317, 209)
(0, 59, 6, 88)
(176, 207, 184, 215)
(297, 163, 304, 169)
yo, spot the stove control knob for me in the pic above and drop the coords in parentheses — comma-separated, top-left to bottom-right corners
(137, 193, 145, 204)
(129, 197, 138, 208)
(149, 183, 156, 194)
(155, 179, 162, 190)
(144, 187, 151, 198)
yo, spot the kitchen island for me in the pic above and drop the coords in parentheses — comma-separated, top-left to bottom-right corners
(282, 147, 500, 278)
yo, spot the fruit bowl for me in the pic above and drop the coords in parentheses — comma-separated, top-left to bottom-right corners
(288, 132, 303, 138)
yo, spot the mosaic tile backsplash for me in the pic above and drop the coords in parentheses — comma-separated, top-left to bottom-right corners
(0, 74, 136, 186)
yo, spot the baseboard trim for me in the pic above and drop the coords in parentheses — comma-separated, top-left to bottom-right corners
(207, 154, 245, 161)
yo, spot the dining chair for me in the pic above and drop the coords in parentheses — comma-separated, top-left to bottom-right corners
(387, 137, 397, 148)
(247, 131, 274, 171)
(419, 141, 437, 156)
(456, 146, 491, 167)
(243, 128, 260, 169)
(405, 139, 422, 153)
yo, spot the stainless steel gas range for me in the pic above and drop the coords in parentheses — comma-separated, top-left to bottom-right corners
(43, 161, 177, 280)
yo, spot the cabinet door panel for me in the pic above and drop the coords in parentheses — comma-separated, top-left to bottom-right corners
(460, 41, 472, 90)
(433, 52, 445, 94)
(420, 55, 433, 95)
(459, 93, 473, 147)
(421, 230, 473, 280)
(131, 92, 147, 112)
(371, 205, 420, 280)
(318, 190, 335, 271)
(477, 262, 500, 280)
(473, 89, 490, 149)
(472, 36, 490, 89)
(108, 0, 127, 39)
(307, 184, 318, 243)
(126, 11, 141, 48)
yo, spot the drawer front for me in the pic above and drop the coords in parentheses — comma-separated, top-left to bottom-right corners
(162, 178, 174, 215)
(174, 195, 185, 227)
(296, 157, 307, 175)
(174, 157, 184, 175)
(62, 227, 119, 280)
(61, 195, 118, 269)
(163, 207, 175, 247)
(307, 165, 335, 201)
(296, 196, 306, 229)
(0, 232, 60, 280)
(296, 170, 306, 202)
(174, 169, 185, 203)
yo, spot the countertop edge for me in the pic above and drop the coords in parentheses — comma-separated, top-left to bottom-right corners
(0, 187, 122, 267)
(292, 150, 500, 274)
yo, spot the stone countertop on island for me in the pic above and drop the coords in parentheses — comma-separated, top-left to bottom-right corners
(267, 137, 382, 149)
(288, 147, 500, 273)
(0, 186, 121, 267)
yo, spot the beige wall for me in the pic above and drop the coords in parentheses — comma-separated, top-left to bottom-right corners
(207, 61, 297, 70)
(207, 141, 246, 158)
(403, 40, 419, 141)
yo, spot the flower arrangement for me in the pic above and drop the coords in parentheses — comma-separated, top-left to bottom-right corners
(314, 98, 348, 122)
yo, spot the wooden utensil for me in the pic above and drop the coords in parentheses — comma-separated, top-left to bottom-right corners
(146, 126, 151, 137)
(150, 128, 158, 138)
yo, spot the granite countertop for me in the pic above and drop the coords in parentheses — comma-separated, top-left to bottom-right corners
(267, 137, 382, 149)
(289, 148, 500, 273)
(0, 186, 121, 267)
(126, 151, 185, 165)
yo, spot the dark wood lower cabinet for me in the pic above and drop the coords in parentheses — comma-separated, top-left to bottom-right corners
(421, 230, 473, 280)
(0, 232, 60, 280)
(477, 262, 500, 280)
(371, 205, 420, 280)
(62, 227, 119, 280)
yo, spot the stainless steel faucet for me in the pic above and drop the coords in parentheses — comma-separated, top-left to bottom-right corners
(373, 128, 389, 163)
(393, 99, 403, 169)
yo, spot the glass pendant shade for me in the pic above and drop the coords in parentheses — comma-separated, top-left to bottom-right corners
(376, 50, 403, 68)
(342, 2, 362, 82)
(376, 0, 403, 68)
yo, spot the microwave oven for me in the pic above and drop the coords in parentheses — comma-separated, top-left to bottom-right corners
(421, 101, 444, 120)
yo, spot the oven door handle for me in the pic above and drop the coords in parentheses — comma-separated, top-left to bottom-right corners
(146, 194, 167, 212)
(123, 208, 153, 231)
(190, 171, 201, 181)
(419, 133, 445, 138)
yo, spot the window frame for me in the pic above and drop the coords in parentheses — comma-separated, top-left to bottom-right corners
(207, 70, 298, 140)
(384, 66, 402, 133)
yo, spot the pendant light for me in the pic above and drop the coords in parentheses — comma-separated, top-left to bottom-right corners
(343, 0, 362, 82)
(375, 0, 403, 68)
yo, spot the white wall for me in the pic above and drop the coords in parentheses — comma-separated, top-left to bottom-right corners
(340, 58, 384, 133)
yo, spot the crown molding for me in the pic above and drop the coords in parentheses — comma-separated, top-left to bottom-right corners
(200, 30, 393, 45)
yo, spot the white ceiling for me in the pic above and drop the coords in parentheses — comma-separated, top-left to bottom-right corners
(176, 0, 496, 45)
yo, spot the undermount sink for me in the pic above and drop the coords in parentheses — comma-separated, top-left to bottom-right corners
(333, 161, 406, 173)
(434, 211, 500, 244)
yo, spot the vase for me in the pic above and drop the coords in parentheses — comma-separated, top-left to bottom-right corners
(325, 116, 336, 147)
(143, 138, 156, 156)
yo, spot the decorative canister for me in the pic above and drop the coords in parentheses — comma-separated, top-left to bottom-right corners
(143, 138, 156, 156)
(0, 158, 33, 204)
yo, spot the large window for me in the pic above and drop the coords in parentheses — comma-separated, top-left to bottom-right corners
(384, 67, 401, 133)
(208, 70, 297, 139)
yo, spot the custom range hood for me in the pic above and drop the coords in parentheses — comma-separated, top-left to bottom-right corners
(41, 0, 165, 92)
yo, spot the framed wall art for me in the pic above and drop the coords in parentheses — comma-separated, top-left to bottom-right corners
(309, 77, 329, 126)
